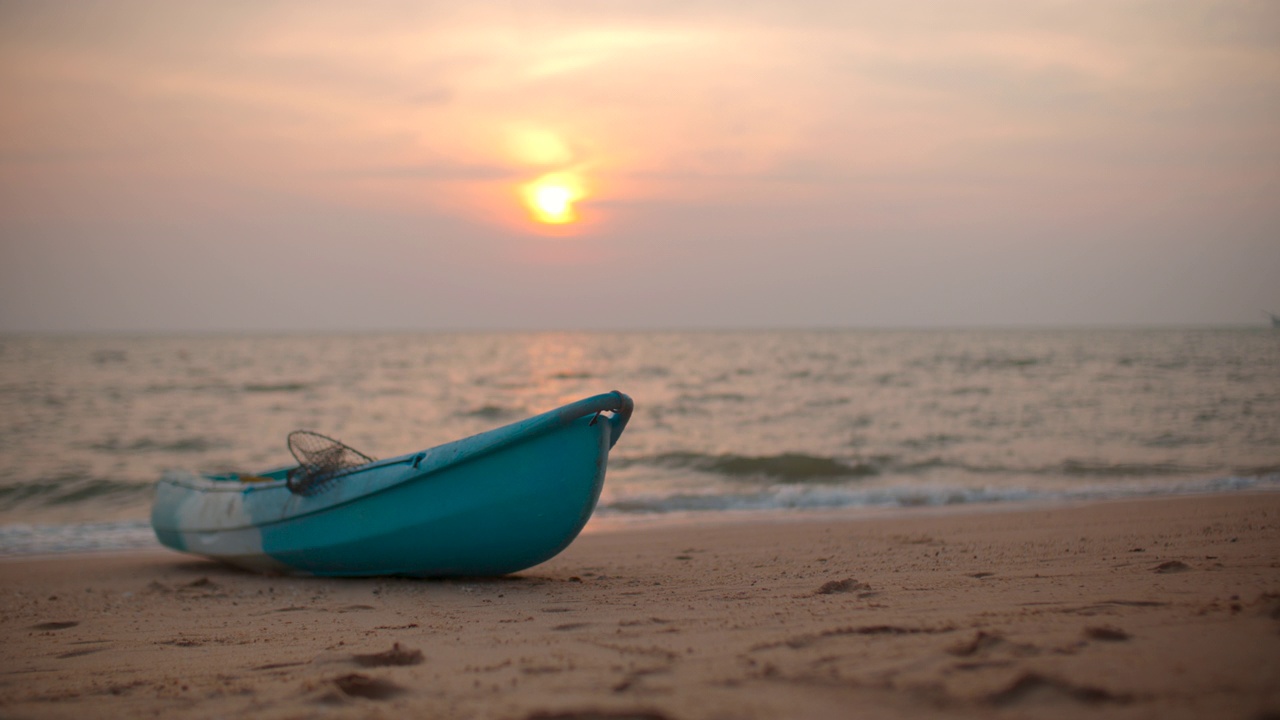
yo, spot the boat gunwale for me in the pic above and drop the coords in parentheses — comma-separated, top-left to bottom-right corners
(153, 391, 632, 533)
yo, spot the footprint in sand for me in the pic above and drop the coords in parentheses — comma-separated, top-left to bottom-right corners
(1084, 625, 1131, 641)
(327, 673, 406, 701)
(522, 711, 673, 720)
(812, 578, 875, 597)
(57, 647, 106, 659)
(986, 672, 1132, 707)
(947, 631, 1005, 657)
(351, 643, 424, 667)
(31, 621, 79, 630)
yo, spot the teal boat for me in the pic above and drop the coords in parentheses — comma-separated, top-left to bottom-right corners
(151, 391, 633, 577)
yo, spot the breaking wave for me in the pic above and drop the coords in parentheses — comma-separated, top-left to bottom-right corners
(0, 475, 152, 510)
(599, 473, 1280, 515)
(619, 452, 878, 482)
(617, 452, 1226, 483)
(0, 520, 157, 556)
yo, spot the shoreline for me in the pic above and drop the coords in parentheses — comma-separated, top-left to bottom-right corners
(5, 484, 1280, 560)
(2, 492, 1278, 719)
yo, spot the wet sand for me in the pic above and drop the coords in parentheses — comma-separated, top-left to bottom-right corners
(2, 492, 1278, 720)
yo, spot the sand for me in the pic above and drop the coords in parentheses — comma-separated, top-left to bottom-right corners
(2, 493, 1278, 720)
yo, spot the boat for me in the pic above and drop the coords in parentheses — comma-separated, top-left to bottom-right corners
(151, 391, 633, 577)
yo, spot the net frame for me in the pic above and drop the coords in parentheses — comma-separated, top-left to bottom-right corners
(285, 430, 376, 495)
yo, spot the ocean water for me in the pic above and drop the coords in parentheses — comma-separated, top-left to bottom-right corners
(1, 329, 1277, 555)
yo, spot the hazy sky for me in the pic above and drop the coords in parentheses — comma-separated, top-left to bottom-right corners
(2, 0, 1277, 332)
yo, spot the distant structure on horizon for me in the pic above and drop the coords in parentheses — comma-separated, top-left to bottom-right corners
(1269, 312, 1280, 328)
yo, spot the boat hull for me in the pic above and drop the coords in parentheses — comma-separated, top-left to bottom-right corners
(152, 392, 631, 577)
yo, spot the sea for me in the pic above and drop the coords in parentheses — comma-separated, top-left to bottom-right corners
(1, 328, 1277, 556)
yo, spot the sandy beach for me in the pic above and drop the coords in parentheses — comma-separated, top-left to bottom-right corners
(2, 492, 1278, 720)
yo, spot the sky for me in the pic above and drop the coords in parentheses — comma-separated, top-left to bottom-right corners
(1, 0, 1278, 332)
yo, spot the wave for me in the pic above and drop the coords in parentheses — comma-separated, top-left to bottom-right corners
(676, 392, 749, 403)
(548, 370, 594, 380)
(89, 437, 228, 454)
(599, 473, 1280, 515)
(0, 475, 152, 510)
(142, 382, 236, 394)
(458, 404, 526, 421)
(1057, 460, 1199, 477)
(1140, 432, 1215, 449)
(617, 451, 1220, 483)
(242, 382, 311, 393)
(623, 452, 878, 482)
(1236, 463, 1280, 476)
(0, 520, 157, 556)
(898, 434, 967, 450)
(911, 354, 1050, 372)
(949, 386, 992, 396)
(905, 458, 1218, 480)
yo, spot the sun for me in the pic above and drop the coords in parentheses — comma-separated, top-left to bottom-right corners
(522, 172, 585, 225)
(534, 185, 573, 219)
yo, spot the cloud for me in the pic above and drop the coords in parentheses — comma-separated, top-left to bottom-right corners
(1, 0, 1277, 330)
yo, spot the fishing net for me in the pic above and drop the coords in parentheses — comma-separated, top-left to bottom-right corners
(285, 431, 376, 495)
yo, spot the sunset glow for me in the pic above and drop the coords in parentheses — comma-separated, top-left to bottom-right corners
(1, 2, 1277, 331)
(507, 128, 573, 166)
(522, 172, 585, 225)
